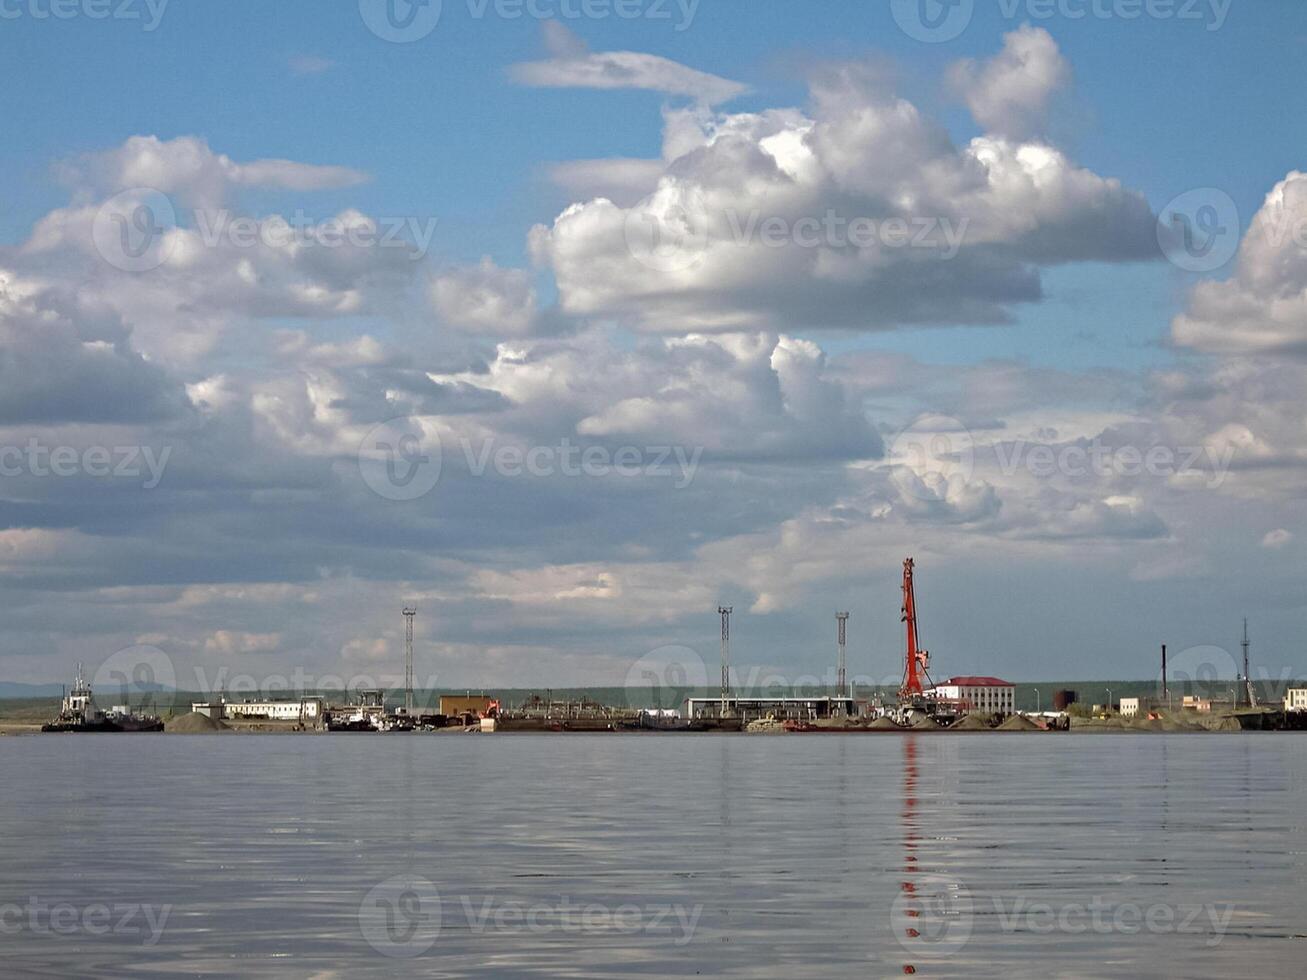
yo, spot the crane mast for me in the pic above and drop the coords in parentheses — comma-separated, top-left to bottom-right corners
(899, 557, 932, 700)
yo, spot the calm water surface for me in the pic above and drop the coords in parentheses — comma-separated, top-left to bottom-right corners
(1, 733, 1303, 977)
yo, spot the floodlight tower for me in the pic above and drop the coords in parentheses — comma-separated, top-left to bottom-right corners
(402, 606, 417, 714)
(718, 606, 733, 716)
(836, 612, 850, 703)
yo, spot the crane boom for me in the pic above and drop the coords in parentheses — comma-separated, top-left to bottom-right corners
(899, 557, 932, 700)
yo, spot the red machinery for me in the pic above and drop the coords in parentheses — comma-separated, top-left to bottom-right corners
(899, 557, 934, 701)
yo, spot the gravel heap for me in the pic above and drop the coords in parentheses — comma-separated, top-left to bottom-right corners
(997, 714, 1041, 731)
(867, 716, 905, 730)
(165, 712, 231, 733)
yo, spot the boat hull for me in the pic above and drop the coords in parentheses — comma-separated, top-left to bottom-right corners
(41, 718, 164, 733)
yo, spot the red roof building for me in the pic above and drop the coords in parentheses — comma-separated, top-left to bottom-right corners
(942, 676, 1014, 688)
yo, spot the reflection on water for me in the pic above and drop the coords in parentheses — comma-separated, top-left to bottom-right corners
(0, 733, 1303, 977)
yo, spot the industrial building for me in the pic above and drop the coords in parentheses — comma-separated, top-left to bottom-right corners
(440, 694, 496, 718)
(1120, 697, 1141, 718)
(1284, 689, 1307, 712)
(930, 677, 1016, 715)
(191, 697, 325, 723)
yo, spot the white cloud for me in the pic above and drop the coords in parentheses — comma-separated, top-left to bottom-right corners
(510, 22, 747, 105)
(1262, 529, 1293, 549)
(431, 258, 540, 336)
(289, 54, 334, 76)
(431, 329, 881, 462)
(947, 25, 1070, 141)
(57, 135, 368, 209)
(531, 40, 1153, 334)
(1174, 171, 1307, 355)
(20, 154, 421, 365)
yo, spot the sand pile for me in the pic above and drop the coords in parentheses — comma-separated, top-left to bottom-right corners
(951, 714, 992, 731)
(166, 712, 230, 733)
(867, 716, 904, 730)
(910, 715, 940, 730)
(997, 714, 1041, 731)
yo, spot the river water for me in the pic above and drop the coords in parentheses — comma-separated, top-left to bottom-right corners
(0, 733, 1302, 977)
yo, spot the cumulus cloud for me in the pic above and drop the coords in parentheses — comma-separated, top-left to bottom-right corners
(19, 152, 423, 364)
(531, 38, 1153, 333)
(0, 268, 189, 424)
(431, 258, 540, 336)
(947, 25, 1070, 141)
(432, 329, 881, 462)
(1173, 171, 1307, 355)
(510, 22, 748, 105)
(56, 135, 368, 209)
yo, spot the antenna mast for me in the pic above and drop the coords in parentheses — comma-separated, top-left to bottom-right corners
(402, 607, 417, 714)
(718, 606, 733, 716)
(836, 612, 849, 705)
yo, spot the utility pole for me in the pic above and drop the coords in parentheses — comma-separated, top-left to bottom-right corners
(836, 612, 849, 709)
(1161, 644, 1168, 710)
(402, 607, 417, 714)
(718, 606, 733, 717)
(1242, 619, 1257, 708)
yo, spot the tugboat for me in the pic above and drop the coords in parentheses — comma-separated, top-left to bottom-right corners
(41, 664, 164, 733)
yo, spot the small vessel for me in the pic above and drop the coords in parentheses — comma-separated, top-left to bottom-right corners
(41, 664, 164, 733)
(325, 708, 378, 732)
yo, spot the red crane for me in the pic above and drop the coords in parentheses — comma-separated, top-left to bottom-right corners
(899, 557, 933, 701)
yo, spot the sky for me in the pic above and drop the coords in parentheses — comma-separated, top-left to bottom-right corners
(0, 0, 1304, 695)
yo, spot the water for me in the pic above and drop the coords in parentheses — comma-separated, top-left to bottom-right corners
(1, 733, 1303, 978)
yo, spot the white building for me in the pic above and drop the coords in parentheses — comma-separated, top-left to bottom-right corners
(931, 677, 1016, 715)
(1119, 697, 1141, 718)
(1284, 689, 1307, 712)
(192, 698, 324, 723)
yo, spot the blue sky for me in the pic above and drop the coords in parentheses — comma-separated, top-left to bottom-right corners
(0, 0, 1304, 690)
